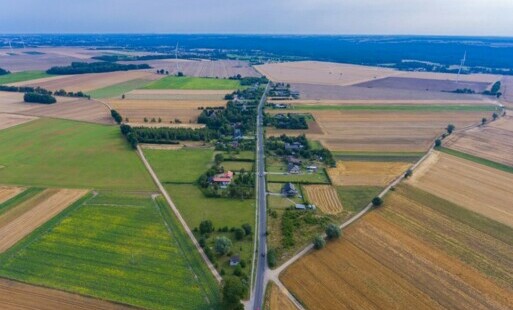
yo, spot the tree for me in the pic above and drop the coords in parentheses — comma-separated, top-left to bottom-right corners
(241, 223, 252, 236)
(492, 112, 498, 120)
(222, 276, 247, 310)
(121, 94, 125, 99)
(234, 228, 245, 241)
(215, 236, 232, 255)
(199, 220, 214, 235)
(446, 124, 455, 134)
(404, 169, 413, 179)
(267, 248, 277, 268)
(481, 117, 487, 125)
(313, 235, 326, 249)
(435, 138, 442, 147)
(325, 224, 341, 240)
(214, 153, 224, 165)
(372, 197, 383, 207)
(110, 109, 122, 124)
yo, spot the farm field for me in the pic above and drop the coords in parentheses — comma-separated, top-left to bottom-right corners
(0, 90, 79, 113)
(265, 282, 297, 310)
(0, 278, 130, 310)
(23, 98, 112, 124)
(0, 113, 37, 130)
(266, 170, 330, 184)
(333, 151, 424, 162)
(289, 103, 496, 112)
(145, 148, 215, 183)
(271, 99, 492, 107)
(0, 192, 220, 309)
(87, 78, 154, 99)
(125, 89, 229, 100)
(444, 115, 513, 166)
(502, 76, 513, 107)
(407, 151, 513, 227)
(0, 70, 53, 84)
(0, 118, 155, 191)
(281, 185, 513, 310)
(143, 76, 241, 90)
(106, 99, 226, 123)
(353, 76, 491, 93)
(303, 185, 343, 214)
(328, 161, 411, 186)
(0, 188, 87, 252)
(0, 187, 25, 204)
(221, 161, 253, 172)
(336, 186, 381, 213)
(0, 47, 101, 71)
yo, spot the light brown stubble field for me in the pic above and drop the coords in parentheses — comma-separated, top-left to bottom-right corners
(328, 161, 411, 186)
(303, 185, 344, 214)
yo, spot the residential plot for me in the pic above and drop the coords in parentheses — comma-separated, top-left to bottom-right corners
(303, 185, 343, 214)
(0, 113, 37, 130)
(444, 116, 513, 166)
(0, 188, 87, 252)
(281, 185, 513, 310)
(328, 161, 410, 186)
(0, 187, 25, 204)
(408, 151, 513, 227)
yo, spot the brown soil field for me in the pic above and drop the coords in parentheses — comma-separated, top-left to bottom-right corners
(328, 161, 410, 186)
(272, 99, 491, 107)
(14, 71, 160, 92)
(296, 110, 488, 152)
(123, 59, 260, 78)
(501, 76, 513, 108)
(106, 99, 226, 123)
(291, 83, 488, 101)
(0, 187, 25, 204)
(281, 185, 513, 310)
(0, 188, 88, 253)
(266, 282, 297, 310)
(408, 151, 513, 227)
(0, 278, 130, 310)
(354, 76, 491, 93)
(125, 89, 229, 100)
(303, 185, 343, 214)
(0, 113, 38, 130)
(397, 70, 501, 83)
(444, 116, 513, 166)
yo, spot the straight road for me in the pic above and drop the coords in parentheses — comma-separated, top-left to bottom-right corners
(251, 83, 270, 310)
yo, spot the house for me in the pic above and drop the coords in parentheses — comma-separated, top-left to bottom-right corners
(233, 129, 243, 140)
(286, 156, 302, 165)
(281, 183, 298, 197)
(285, 142, 304, 152)
(229, 256, 241, 266)
(306, 165, 318, 173)
(212, 171, 234, 188)
(287, 163, 301, 174)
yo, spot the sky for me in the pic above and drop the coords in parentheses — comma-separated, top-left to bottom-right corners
(1, 0, 512, 36)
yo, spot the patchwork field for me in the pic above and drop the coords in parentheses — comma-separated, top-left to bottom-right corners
(106, 99, 226, 123)
(444, 116, 513, 166)
(354, 76, 491, 93)
(0, 90, 79, 113)
(0, 113, 37, 130)
(281, 185, 513, 310)
(0, 48, 98, 71)
(408, 151, 513, 227)
(303, 185, 343, 214)
(125, 89, 230, 100)
(143, 75, 241, 90)
(0, 118, 155, 191)
(0, 192, 220, 309)
(328, 161, 410, 186)
(0, 187, 25, 204)
(0, 188, 87, 252)
(87, 78, 155, 99)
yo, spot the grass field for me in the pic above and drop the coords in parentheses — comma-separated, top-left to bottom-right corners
(88, 78, 154, 99)
(0, 192, 220, 309)
(145, 148, 215, 183)
(0, 71, 53, 84)
(293, 104, 498, 112)
(336, 186, 381, 213)
(143, 76, 241, 90)
(222, 161, 254, 172)
(266, 170, 330, 184)
(0, 119, 155, 191)
(438, 147, 513, 173)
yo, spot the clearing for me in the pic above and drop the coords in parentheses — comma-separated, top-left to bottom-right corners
(303, 185, 343, 214)
(143, 76, 241, 90)
(328, 161, 410, 186)
(408, 151, 513, 227)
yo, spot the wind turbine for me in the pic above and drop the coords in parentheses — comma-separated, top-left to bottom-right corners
(456, 51, 466, 83)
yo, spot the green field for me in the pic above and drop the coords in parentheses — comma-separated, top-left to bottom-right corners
(0, 119, 155, 191)
(293, 104, 498, 112)
(143, 76, 241, 90)
(0, 192, 220, 309)
(267, 170, 330, 184)
(221, 161, 253, 172)
(336, 186, 382, 213)
(223, 151, 255, 161)
(438, 147, 513, 173)
(0, 70, 53, 84)
(88, 78, 154, 99)
(145, 148, 215, 183)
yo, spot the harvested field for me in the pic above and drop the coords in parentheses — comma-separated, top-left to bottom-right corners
(0, 113, 37, 130)
(397, 70, 501, 83)
(18, 99, 113, 124)
(0, 187, 25, 204)
(273, 99, 491, 107)
(354, 76, 491, 93)
(0, 278, 130, 310)
(501, 76, 513, 107)
(106, 99, 226, 123)
(281, 185, 513, 310)
(328, 161, 410, 186)
(0, 51, 96, 72)
(444, 116, 513, 166)
(408, 151, 513, 227)
(13, 71, 159, 92)
(124, 59, 261, 78)
(125, 89, 230, 100)
(266, 282, 297, 310)
(297, 110, 489, 152)
(0, 188, 87, 253)
(303, 185, 343, 214)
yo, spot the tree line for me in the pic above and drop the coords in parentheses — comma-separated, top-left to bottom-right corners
(47, 62, 151, 75)
(0, 68, 10, 75)
(0, 85, 90, 99)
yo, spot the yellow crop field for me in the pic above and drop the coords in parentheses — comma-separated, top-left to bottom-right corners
(328, 161, 410, 186)
(303, 185, 343, 214)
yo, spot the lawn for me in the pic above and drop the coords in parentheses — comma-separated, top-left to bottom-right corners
(438, 147, 513, 173)
(145, 148, 215, 183)
(143, 76, 241, 90)
(336, 186, 382, 213)
(87, 78, 154, 99)
(222, 161, 253, 172)
(0, 119, 155, 191)
(293, 104, 498, 112)
(0, 71, 53, 84)
(0, 192, 220, 310)
(224, 151, 255, 161)
(266, 170, 330, 184)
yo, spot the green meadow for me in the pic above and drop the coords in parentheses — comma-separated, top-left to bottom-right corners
(143, 76, 241, 90)
(0, 70, 53, 84)
(87, 78, 153, 99)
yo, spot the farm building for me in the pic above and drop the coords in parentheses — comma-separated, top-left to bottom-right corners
(212, 171, 234, 188)
(281, 183, 298, 197)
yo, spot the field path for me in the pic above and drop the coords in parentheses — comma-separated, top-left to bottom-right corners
(136, 146, 222, 283)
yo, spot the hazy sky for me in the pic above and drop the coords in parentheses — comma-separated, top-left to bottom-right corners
(1, 0, 512, 36)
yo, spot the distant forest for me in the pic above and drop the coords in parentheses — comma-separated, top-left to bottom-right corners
(46, 62, 151, 75)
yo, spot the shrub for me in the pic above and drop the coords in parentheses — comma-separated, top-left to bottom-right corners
(372, 197, 384, 207)
(313, 235, 326, 249)
(215, 236, 232, 256)
(198, 237, 206, 248)
(435, 138, 442, 147)
(199, 220, 214, 235)
(325, 224, 341, 240)
(241, 223, 252, 236)
(446, 124, 455, 134)
(267, 249, 277, 268)
(234, 228, 245, 241)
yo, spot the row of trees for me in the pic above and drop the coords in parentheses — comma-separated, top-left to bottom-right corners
(121, 124, 220, 146)
(228, 75, 268, 86)
(265, 113, 308, 129)
(47, 62, 151, 75)
(0, 85, 89, 99)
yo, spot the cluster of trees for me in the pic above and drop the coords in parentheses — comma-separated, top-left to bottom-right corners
(126, 125, 219, 145)
(0, 85, 88, 99)
(281, 209, 330, 248)
(267, 134, 336, 167)
(228, 75, 268, 86)
(120, 124, 138, 149)
(156, 69, 169, 75)
(46, 62, 151, 75)
(0, 68, 10, 75)
(452, 88, 475, 94)
(313, 223, 342, 250)
(483, 81, 502, 97)
(24, 92, 56, 104)
(111, 110, 122, 124)
(265, 113, 309, 129)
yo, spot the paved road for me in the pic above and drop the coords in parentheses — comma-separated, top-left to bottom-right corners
(251, 83, 270, 310)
